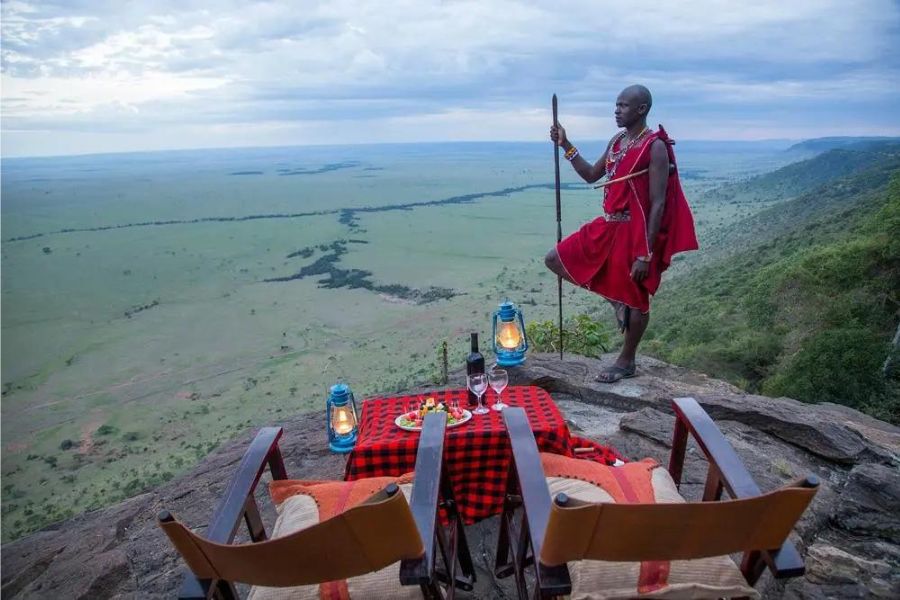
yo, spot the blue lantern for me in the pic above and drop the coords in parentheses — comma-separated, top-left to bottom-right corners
(492, 301, 528, 367)
(327, 383, 359, 453)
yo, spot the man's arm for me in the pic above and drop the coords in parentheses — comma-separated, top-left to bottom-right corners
(560, 138, 608, 184)
(631, 138, 669, 282)
(550, 125, 610, 184)
(645, 139, 669, 250)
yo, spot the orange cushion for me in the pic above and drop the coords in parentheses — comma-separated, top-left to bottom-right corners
(270, 473, 415, 518)
(540, 453, 759, 600)
(247, 475, 419, 600)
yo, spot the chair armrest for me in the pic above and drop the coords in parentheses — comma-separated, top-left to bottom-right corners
(669, 397, 761, 497)
(668, 398, 806, 580)
(400, 412, 447, 585)
(204, 426, 287, 542)
(503, 408, 571, 597)
(176, 426, 286, 599)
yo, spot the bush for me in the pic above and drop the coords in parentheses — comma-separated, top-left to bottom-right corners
(526, 314, 612, 358)
(762, 326, 889, 409)
(646, 168, 900, 423)
(96, 424, 117, 436)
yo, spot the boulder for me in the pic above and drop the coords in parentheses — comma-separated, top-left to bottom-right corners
(832, 463, 900, 541)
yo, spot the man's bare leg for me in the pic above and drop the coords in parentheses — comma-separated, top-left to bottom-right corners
(547, 249, 629, 331)
(608, 300, 628, 333)
(544, 248, 578, 285)
(546, 248, 647, 380)
(597, 308, 649, 382)
(619, 308, 648, 366)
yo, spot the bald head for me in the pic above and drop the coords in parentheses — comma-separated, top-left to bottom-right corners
(621, 85, 652, 113)
(614, 85, 652, 130)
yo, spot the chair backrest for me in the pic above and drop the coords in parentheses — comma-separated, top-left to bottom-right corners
(160, 484, 424, 587)
(540, 481, 817, 567)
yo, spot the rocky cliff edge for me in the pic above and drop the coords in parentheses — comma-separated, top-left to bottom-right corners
(2, 353, 898, 599)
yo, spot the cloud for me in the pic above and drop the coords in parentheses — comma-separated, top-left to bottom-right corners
(2, 0, 899, 156)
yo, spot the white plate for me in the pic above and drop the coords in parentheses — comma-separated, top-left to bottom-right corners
(395, 409, 472, 432)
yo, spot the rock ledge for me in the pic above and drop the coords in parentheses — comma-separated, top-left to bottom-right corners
(2, 353, 898, 599)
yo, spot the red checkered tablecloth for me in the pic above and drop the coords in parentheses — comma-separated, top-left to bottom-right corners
(344, 386, 621, 523)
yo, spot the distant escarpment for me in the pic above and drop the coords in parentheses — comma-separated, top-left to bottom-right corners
(2, 354, 897, 599)
(787, 136, 900, 154)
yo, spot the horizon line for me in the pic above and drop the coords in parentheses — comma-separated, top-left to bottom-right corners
(4, 135, 899, 161)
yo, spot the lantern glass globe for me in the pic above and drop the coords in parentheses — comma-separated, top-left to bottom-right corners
(331, 405, 357, 435)
(496, 321, 522, 349)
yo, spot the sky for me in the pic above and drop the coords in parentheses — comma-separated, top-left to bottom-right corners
(2, 0, 899, 157)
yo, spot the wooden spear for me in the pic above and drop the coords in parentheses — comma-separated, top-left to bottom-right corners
(592, 168, 649, 188)
(552, 94, 563, 360)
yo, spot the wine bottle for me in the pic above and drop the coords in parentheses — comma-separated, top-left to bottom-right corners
(466, 333, 485, 408)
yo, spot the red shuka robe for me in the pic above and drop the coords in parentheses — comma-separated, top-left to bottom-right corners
(556, 126, 698, 313)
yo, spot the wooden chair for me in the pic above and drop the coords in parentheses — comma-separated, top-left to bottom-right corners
(159, 412, 475, 599)
(495, 398, 819, 600)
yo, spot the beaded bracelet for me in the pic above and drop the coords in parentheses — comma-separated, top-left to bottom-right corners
(564, 146, 579, 161)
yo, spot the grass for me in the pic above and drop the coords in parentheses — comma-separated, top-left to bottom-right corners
(0, 141, 811, 541)
(646, 161, 900, 424)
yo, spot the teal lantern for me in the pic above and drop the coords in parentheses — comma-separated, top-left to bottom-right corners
(492, 301, 528, 367)
(327, 383, 359, 453)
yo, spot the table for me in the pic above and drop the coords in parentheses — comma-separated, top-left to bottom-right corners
(344, 386, 619, 523)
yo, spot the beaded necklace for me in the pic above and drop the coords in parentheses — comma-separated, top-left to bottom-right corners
(605, 126, 650, 177)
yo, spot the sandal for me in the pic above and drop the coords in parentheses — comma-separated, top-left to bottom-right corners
(596, 364, 636, 383)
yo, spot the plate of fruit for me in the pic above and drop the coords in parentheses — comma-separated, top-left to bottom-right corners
(395, 397, 471, 431)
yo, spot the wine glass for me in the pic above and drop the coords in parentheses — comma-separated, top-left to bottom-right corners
(467, 373, 489, 415)
(489, 369, 508, 411)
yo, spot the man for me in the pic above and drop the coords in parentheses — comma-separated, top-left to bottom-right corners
(547, 85, 698, 382)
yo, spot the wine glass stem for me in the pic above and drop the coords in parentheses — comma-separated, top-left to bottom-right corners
(478, 392, 485, 411)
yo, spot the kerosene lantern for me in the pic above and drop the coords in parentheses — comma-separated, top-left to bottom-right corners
(492, 300, 528, 367)
(326, 383, 359, 453)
